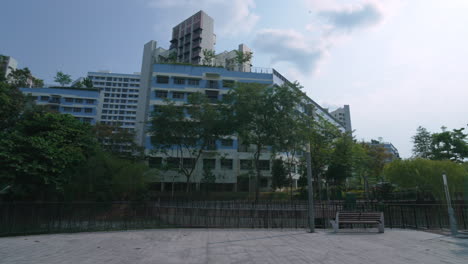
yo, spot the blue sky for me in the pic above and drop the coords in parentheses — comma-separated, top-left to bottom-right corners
(1, 0, 468, 158)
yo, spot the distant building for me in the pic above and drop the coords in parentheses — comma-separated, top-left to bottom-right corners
(330, 105, 352, 132)
(87, 71, 141, 131)
(0, 55, 18, 79)
(369, 140, 400, 162)
(169, 11, 215, 65)
(19, 87, 100, 125)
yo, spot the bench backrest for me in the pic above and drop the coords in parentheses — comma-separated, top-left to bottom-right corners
(338, 212, 382, 221)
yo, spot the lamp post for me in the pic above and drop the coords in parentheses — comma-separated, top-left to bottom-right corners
(442, 173, 458, 236)
(306, 143, 315, 233)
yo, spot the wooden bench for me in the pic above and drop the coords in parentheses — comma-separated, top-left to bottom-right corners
(330, 211, 384, 233)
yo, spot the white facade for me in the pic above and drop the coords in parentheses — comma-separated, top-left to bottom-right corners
(0, 55, 17, 79)
(87, 72, 141, 131)
(330, 105, 352, 132)
(213, 44, 252, 72)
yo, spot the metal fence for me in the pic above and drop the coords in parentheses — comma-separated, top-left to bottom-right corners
(0, 201, 467, 236)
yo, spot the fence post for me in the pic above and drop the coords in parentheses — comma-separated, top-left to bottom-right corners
(424, 206, 430, 229)
(388, 205, 393, 229)
(413, 207, 418, 229)
(295, 202, 298, 229)
(460, 205, 467, 230)
(400, 206, 405, 229)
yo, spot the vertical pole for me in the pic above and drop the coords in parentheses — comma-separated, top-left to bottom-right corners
(306, 143, 315, 233)
(442, 173, 458, 236)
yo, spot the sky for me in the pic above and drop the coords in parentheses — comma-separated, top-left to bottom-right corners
(1, 0, 467, 158)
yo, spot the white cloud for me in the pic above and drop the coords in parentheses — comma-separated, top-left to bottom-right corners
(318, 2, 383, 33)
(253, 29, 325, 73)
(147, 0, 259, 37)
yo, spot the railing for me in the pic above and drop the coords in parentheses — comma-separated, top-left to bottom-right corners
(226, 67, 272, 74)
(1, 201, 466, 236)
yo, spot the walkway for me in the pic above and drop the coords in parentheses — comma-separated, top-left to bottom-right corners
(1, 229, 467, 263)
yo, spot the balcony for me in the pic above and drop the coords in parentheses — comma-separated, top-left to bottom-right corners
(192, 33, 202, 41)
(205, 81, 219, 89)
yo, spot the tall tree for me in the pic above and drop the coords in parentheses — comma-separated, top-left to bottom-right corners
(82, 77, 94, 89)
(326, 132, 354, 196)
(271, 81, 310, 198)
(271, 158, 288, 191)
(0, 82, 25, 130)
(412, 126, 432, 158)
(32, 78, 44, 88)
(7, 67, 33, 88)
(431, 127, 468, 163)
(54, 71, 72, 87)
(150, 92, 232, 192)
(202, 49, 216, 66)
(308, 116, 341, 199)
(234, 50, 253, 72)
(229, 82, 304, 200)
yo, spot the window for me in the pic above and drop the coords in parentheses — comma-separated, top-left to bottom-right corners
(203, 159, 216, 170)
(221, 159, 233, 170)
(205, 90, 218, 102)
(172, 92, 184, 99)
(183, 158, 195, 169)
(174, 77, 186, 85)
(102, 110, 108, 114)
(221, 139, 233, 147)
(206, 80, 218, 89)
(222, 80, 235, 88)
(260, 178, 269, 188)
(84, 108, 93, 113)
(155, 90, 168, 98)
(65, 98, 73, 102)
(106, 77, 112, 81)
(123, 78, 129, 82)
(240, 159, 252, 170)
(83, 118, 93, 124)
(188, 78, 200, 86)
(104, 99, 109, 102)
(166, 157, 179, 168)
(73, 108, 82, 113)
(40, 96, 49, 101)
(156, 76, 169, 84)
(258, 160, 270, 171)
(63, 107, 72, 112)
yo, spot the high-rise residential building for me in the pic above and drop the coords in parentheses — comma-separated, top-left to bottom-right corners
(169, 11, 215, 65)
(331, 105, 352, 132)
(87, 71, 141, 130)
(0, 55, 18, 79)
(19, 87, 100, 124)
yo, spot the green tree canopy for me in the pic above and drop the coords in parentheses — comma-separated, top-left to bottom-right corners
(7, 67, 33, 88)
(383, 158, 468, 200)
(0, 108, 96, 200)
(149, 92, 233, 192)
(271, 158, 288, 190)
(412, 126, 432, 158)
(54, 71, 72, 87)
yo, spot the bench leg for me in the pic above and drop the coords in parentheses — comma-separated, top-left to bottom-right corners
(378, 223, 384, 233)
(330, 220, 338, 233)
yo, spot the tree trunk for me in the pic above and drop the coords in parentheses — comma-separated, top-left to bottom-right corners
(254, 145, 261, 202)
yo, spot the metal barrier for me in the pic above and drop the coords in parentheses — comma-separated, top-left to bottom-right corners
(0, 201, 466, 236)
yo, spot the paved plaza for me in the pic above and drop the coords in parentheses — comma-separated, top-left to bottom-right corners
(1, 228, 467, 264)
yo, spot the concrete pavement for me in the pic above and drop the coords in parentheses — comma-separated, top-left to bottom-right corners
(1, 229, 467, 264)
